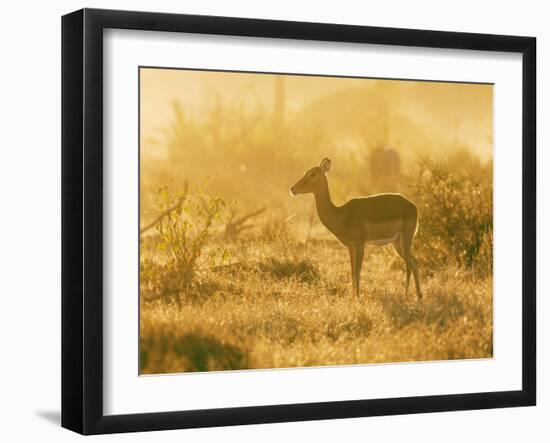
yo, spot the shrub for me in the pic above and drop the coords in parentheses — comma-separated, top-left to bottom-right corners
(143, 184, 227, 299)
(409, 156, 492, 273)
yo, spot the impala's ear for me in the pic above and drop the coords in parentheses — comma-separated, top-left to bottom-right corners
(320, 157, 332, 173)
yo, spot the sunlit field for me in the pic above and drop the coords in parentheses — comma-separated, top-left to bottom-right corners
(139, 68, 493, 374)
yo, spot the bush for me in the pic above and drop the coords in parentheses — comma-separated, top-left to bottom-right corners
(409, 156, 492, 273)
(142, 183, 228, 301)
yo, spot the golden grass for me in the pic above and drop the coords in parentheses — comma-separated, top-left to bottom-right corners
(140, 238, 492, 374)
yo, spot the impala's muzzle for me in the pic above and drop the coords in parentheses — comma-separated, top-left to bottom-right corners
(290, 174, 311, 196)
(290, 180, 305, 196)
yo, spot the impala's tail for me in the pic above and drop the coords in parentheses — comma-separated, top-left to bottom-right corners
(402, 196, 419, 237)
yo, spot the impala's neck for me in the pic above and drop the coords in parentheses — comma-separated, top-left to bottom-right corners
(313, 179, 339, 228)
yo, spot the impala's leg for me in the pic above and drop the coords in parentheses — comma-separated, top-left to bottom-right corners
(355, 243, 365, 297)
(348, 246, 357, 295)
(401, 221, 422, 299)
(393, 237, 411, 294)
(408, 255, 421, 299)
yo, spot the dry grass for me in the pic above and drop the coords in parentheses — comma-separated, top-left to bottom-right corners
(140, 238, 492, 374)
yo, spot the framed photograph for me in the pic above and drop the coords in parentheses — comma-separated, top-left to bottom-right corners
(61, 8, 536, 435)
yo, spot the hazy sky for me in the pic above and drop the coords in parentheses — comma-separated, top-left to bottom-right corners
(140, 67, 493, 161)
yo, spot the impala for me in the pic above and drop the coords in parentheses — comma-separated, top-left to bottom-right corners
(290, 158, 422, 298)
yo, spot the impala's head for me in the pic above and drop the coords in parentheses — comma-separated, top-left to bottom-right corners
(290, 158, 331, 196)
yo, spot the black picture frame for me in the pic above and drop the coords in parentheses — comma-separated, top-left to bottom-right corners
(62, 8, 536, 435)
